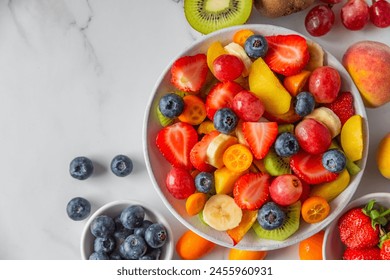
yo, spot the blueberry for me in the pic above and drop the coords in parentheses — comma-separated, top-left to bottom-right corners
(294, 91, 315, 117)
(113, 228, 133, 248)
(90, 215, 115, 238)
(213, 108, 238, 134)
(119, 234, 147, 260)
(94, 236, 116, 254)
(109, 252, 122, 260)
(111, 155, 133, 177)
(322, 149, 346, 173)
(66, 197, 91, 221)
(69, 156, 94, 180)
(274, 132, 300, 157)
(134, 220, 153, 237)
(139, 248, 161, 260)
(244, 35, 268, 59)
(258, 202, 286, 230)
(120, 205, 145, 229)
(89, 251, 109, 260)
(195, 172, 215, 194)
(159, 93, 184, 118)
(144, 223, 168, 249)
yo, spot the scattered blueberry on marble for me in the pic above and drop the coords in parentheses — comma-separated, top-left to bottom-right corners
(90, 215, 115, 238)
(111, 155, 133, 177)
(69, 156, 94, 180)
(66, 197, 91, 221)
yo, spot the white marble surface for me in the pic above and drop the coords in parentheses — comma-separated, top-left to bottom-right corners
(0, 0, 389, 260)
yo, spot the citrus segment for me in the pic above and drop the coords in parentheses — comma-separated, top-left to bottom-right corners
(301, 196, 330, 223)
(340, 114, 363, 162)
(223, 144, 253, 172)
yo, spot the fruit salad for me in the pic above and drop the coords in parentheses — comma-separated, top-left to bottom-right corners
(154, 29, 364, 246)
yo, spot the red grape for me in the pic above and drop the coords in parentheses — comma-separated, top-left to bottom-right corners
(305, 5, 335, 37)
(370, 0, 390, 28)
(341, 0, 370, 30)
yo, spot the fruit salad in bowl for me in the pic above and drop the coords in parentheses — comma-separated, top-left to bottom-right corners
(143, 24, 368, 250)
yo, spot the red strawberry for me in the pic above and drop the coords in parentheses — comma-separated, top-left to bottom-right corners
(233, 173, 271, 210)
(325, 91, 355, 125)
(165, 167, 196, 199)
(242, 122, 278, 159)
(205, 81, 243, 120)
(190, 130, 220, 172)
(171, 54, 208, 93)
(264, 34, 310, 76)
(337, 207, 380, 249)
(156, 122, 198, 170)
(343, 247, 381, 260)
(290, 150, 338, 184)
(380, 239, 390, 260)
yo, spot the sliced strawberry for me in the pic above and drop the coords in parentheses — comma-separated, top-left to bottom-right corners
(290, 150, 338, 184)
(325, 91, 355, 125)
(205, 81, 243, 120)
(156, 122, 198, 170)
(242, 121, 278, 159)
(233, 173, 271, 210)
(264, 35, 310, 77)
(171, 54, 208, 93)
(190, 130, 220, 172)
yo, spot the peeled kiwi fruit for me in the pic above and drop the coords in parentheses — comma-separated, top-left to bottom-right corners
(184, 0, 253, 35)
(264, 149, 291, 176)
(252, 201, 301, 241)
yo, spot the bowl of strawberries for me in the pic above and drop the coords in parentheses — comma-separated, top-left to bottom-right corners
(323, 192, 390, 260)
(143, 24, 368, 250)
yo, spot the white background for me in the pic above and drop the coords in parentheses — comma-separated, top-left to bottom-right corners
(0, 0, 389, 260)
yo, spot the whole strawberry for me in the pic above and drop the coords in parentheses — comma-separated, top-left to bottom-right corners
(380, 238, 390, 260)
(343, 247, 381, 260)
(338, 208, 379, 249)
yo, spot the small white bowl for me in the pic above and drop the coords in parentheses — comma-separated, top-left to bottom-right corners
(143, 24, 368, 251)
(323, 192, 390, 260)
(80, 200, 174, 260)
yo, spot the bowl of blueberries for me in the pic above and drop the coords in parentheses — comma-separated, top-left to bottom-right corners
(80, 200, 174, 260)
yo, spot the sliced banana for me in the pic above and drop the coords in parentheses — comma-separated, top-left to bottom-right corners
(224, 42, 252, 77)
(206, 134, 238, 168)
(305, 107, 341, 138)
(202, 194, 243, 231)
(305, 40, 325, 71)
(234, 120, 249, 147)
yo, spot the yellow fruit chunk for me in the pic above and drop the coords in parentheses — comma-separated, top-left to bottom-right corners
(207, 41, 227, 75)
(227, 209, 258, 245)
(223, 144, 253, 172)
(228, 248, 267, 260)
(214, 167, 246, 194)
(249, 57, 292, 115)
(309, 169, 350, 202)
(340, 115, 364, 162)
(377, 133, 390, 179)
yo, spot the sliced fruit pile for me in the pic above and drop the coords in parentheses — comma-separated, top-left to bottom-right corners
(155, 29, 364, 246)
(337, 200, 390, 260)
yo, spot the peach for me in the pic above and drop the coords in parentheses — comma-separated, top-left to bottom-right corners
(342, 41, 390, 108)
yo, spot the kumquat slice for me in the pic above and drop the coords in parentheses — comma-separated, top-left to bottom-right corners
(301, 196, 330, 223)
(178, 95, 207, 125)
(223, 144, 253, 172)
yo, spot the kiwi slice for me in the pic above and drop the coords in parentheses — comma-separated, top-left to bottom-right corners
(156, 106, 174, 127)
(252, 201, 301, 241)
(184, 0, 253, 35)
(264, 149, 291, 176)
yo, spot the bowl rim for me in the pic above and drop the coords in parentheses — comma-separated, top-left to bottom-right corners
(142, 23, 369, 251)
(80, 199, 174, 260)
(323, 192, 390, 260)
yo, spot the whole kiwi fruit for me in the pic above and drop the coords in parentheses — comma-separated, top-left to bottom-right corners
(254, 0, 315, 18)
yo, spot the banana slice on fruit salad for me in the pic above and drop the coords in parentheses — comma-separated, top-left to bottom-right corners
(206, 134, 238, 168)
(202, 194, 243, 231)
(305, 40, 325, 71)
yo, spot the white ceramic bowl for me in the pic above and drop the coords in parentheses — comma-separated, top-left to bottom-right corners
(80, 200, 174, 260)
(143, 24, 369, 250)
(323, 192, 390, 260)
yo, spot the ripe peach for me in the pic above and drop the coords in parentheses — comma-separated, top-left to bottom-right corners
(342, 41, 390, 108)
